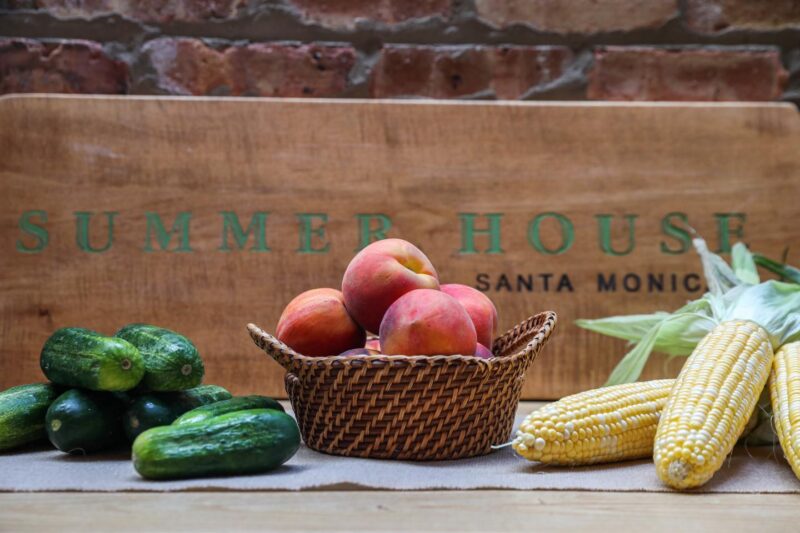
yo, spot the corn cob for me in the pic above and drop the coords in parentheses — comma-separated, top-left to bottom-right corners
(769, 341, 800, 479)
(653, 320, 773, 489)
(513, 379, 674, 465)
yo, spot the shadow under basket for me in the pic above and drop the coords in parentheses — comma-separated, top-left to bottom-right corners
(247, 311, 557, 461)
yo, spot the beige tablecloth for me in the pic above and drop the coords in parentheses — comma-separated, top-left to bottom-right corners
(1, 413, 797, 493)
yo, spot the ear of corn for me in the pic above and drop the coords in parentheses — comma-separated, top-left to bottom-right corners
(653, 320, 773, 489)
(769, 341, 800, 479)
(513, 379, 674, 465)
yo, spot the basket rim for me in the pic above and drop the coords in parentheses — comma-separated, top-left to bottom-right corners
(247, 310, 557, 370)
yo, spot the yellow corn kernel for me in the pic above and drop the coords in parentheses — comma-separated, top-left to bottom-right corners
(513, 379, 674, 465)
(654, 320, 773, 489)
(769, 341, 800, 480)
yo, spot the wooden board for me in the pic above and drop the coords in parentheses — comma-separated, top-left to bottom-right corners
(1, 96, 799, 398)
(2, 491, 799, 532)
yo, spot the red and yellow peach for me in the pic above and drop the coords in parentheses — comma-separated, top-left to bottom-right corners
(342, 239, 439, 333)
(276, 288, 365, 356)
(441, 284, 498, 348)
(379, 289, 477, 356)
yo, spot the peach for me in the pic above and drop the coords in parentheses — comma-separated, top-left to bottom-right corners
(379, 289, 477, 356)
(365, 338, 381, 351)
(276, 288, 365, 357)
(339, 348, 381, 356)
(474, 343, 493, 359)
(441, 284, 498, 348)
(342, 238, 439, 333)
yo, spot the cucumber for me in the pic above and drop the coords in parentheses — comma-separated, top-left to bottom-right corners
(0, 383, 60, 451)
(180, 384, 231, 406)
(123, 385, 232, 441)
(40, 327, 144, 391)
(115, 324, 204, 391)
(133, 408, 300, 480)
(124, 395, 176, 443)
(173, 395, 284, 425)
(46, 389, 126, 453)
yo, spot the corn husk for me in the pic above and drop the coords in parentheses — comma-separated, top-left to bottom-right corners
(577, 241, 800, 385)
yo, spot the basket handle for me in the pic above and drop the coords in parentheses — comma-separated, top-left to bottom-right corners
(246, 323, 302, 372)
(492, 310, 557, 367)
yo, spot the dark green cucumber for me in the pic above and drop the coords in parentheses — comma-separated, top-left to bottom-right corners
(133, 408, 300, 480)
(123, 385, 232, 441)
(173, 395, 284, 425)
(46, 389, 126, 453)
(111, 391, 135, 406)
(0, 383, 60, 451)
(40, 328, 144, 392)
(124, 396, 176, 443)
(115, 324, 204, 391)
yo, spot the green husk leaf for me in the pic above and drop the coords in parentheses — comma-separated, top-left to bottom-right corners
(604, 324, 661, 386)
(649, 310, 717, 356)
(725, 281, 800, 347)
(754, 254, 800, 285)
(575, 313, 670, 345)
(604, 311, 719, 385)
(576, 298, 714, 350)
(731, 242, 760, 285)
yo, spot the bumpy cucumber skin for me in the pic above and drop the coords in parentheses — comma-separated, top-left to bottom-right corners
(40, 328, 144, 392)
(115, 324, 204, 392)
(133, 408, 300, 480)
(124, 385, 232, 442)
(0, 383, 60, 451)
(46, 389, 126, 453)
(179, 385, 232, 406)
(173, 396, 284, 425)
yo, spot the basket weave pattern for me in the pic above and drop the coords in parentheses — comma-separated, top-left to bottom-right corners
(247, 311, 556, 460)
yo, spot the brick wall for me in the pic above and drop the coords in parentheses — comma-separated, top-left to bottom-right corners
(0, 1, 797, 103)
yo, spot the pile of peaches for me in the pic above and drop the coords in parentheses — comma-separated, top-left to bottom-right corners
(276, 239, 498, 358)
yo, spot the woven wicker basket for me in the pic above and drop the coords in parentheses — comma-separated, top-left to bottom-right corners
(247, 310, 556, 461)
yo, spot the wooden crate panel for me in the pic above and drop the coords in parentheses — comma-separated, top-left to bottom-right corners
(1, 96, 798, 398)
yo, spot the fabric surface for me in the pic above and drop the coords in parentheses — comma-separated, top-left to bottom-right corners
(1, 412, 797, 493)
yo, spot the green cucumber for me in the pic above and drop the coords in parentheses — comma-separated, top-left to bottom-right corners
(40, 328, 144, 391)
(124, 396, 176, 443)
(0, 383, 60, 451)
(46, 389, 126, 453)
(174, 395, 284, 425)
(123, 385, 232, 441)
(115, 324, 204, 391)
(180, 384, 231, 406)
(133, 408, 300, 480)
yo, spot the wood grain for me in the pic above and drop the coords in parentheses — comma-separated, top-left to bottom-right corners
(1, 96, 799, 399)
(2, 491, 799, 532)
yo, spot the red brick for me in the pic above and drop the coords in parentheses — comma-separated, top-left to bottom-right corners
(685, 0, 800, 33)
(6, 0, 248, 23)
(475, 0, 677, 33)
(143, 38, 356, 97)
(289, 0, 450, 29)
(588, 47, 788, 101)
(369, 45, 573, 99)
(0, 38, 128, 94)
